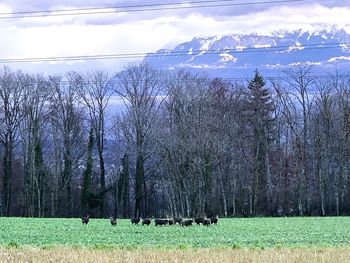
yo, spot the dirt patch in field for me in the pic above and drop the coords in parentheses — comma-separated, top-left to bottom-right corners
(1, 247, 350, 263)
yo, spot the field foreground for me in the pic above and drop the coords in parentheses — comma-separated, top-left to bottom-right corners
(0, 247, 350, 263)
(0, 217, 350, 249)
(1, 217, 350, 262)
(0, 217, 350, 248)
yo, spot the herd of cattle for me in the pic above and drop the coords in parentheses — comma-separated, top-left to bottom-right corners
(81, 215, 219, 227)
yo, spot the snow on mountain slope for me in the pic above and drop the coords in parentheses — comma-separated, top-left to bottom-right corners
(143, 27, 350, 77)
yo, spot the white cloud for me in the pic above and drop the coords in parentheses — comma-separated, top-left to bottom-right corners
(328, 56, 350, 63)
(219, 53, 237, 63)
(0, 3, 12, 13)
(0, 3, 349, 73)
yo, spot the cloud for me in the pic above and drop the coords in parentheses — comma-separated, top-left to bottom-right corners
(3, 0, 350, 15)
(0, 2, 349, 73)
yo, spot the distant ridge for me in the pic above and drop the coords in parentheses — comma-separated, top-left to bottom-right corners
(144, 26, 350, 77)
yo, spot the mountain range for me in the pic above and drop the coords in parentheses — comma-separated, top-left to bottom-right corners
(143, 27, 350, 77)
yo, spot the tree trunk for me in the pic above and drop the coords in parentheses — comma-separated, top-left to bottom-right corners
(265, 144, 273, 214)
(318, 169, 326, 216)
(134, 130, 144, 217)
(231, 177, 236, 216)
(97, 142, 105, 217)
(3, 139, 13, 215)
(219, 171, 228, 217)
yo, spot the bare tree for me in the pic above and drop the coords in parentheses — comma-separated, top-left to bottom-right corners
(0, 65, 348, 218)
(49, 72, 85, 216)
(19, 73, 49, 217)
(115, 63, 166, 218)
(273, 66, 315, 215)
(328, 73, 350, 215)
(79, 70, 112, 217)
(0, 67, 24, 215)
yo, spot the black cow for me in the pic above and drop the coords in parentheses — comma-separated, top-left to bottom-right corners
(194, 218, 205, 225)
(174, 217, 182, 225)
(110, 217, 117, 226)
(155, 219, 168, 226)
(203, 218, 211, 226)
(181, 219, 193, 227)
(210, 216, 219, 225)
(81, 215, 89, 225)
(168, 219, 175, 225)
(131, 218, 140, 225)
(142, 218, 151, 226)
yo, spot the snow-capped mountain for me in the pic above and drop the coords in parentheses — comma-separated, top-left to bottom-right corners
(143, 27, 350, 77)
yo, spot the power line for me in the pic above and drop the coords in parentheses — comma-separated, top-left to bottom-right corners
(0, 42, 345, 64)
(0, 0, 311, 19)
(0, 0, 267, 15)
(2, 74, 350, 85)
(112, 74, 350, 83)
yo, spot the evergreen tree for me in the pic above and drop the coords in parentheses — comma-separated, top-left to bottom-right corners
(245, 70, 275, 215)
(81, 128, 94, 215)
(118, 152, 130, 218)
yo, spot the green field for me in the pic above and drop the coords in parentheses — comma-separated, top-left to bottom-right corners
(0, 217, 349, 249)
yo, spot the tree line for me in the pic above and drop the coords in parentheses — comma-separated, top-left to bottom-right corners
(0, 64, 349, 218)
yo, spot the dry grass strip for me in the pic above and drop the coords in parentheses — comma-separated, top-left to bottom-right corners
(0, 247, 350, 263)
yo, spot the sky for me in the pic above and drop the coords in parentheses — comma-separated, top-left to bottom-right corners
(0, 0, 349, 74)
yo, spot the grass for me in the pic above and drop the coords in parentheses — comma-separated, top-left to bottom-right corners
(0, 217, 349, 249)
(1, 247, 350, 263)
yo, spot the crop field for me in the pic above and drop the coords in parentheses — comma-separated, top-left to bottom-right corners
(0, 217, 349, 249)
(0, 217, 350, 262)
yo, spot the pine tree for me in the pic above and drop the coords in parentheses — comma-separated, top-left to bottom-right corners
(245, 70, 274, 215)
